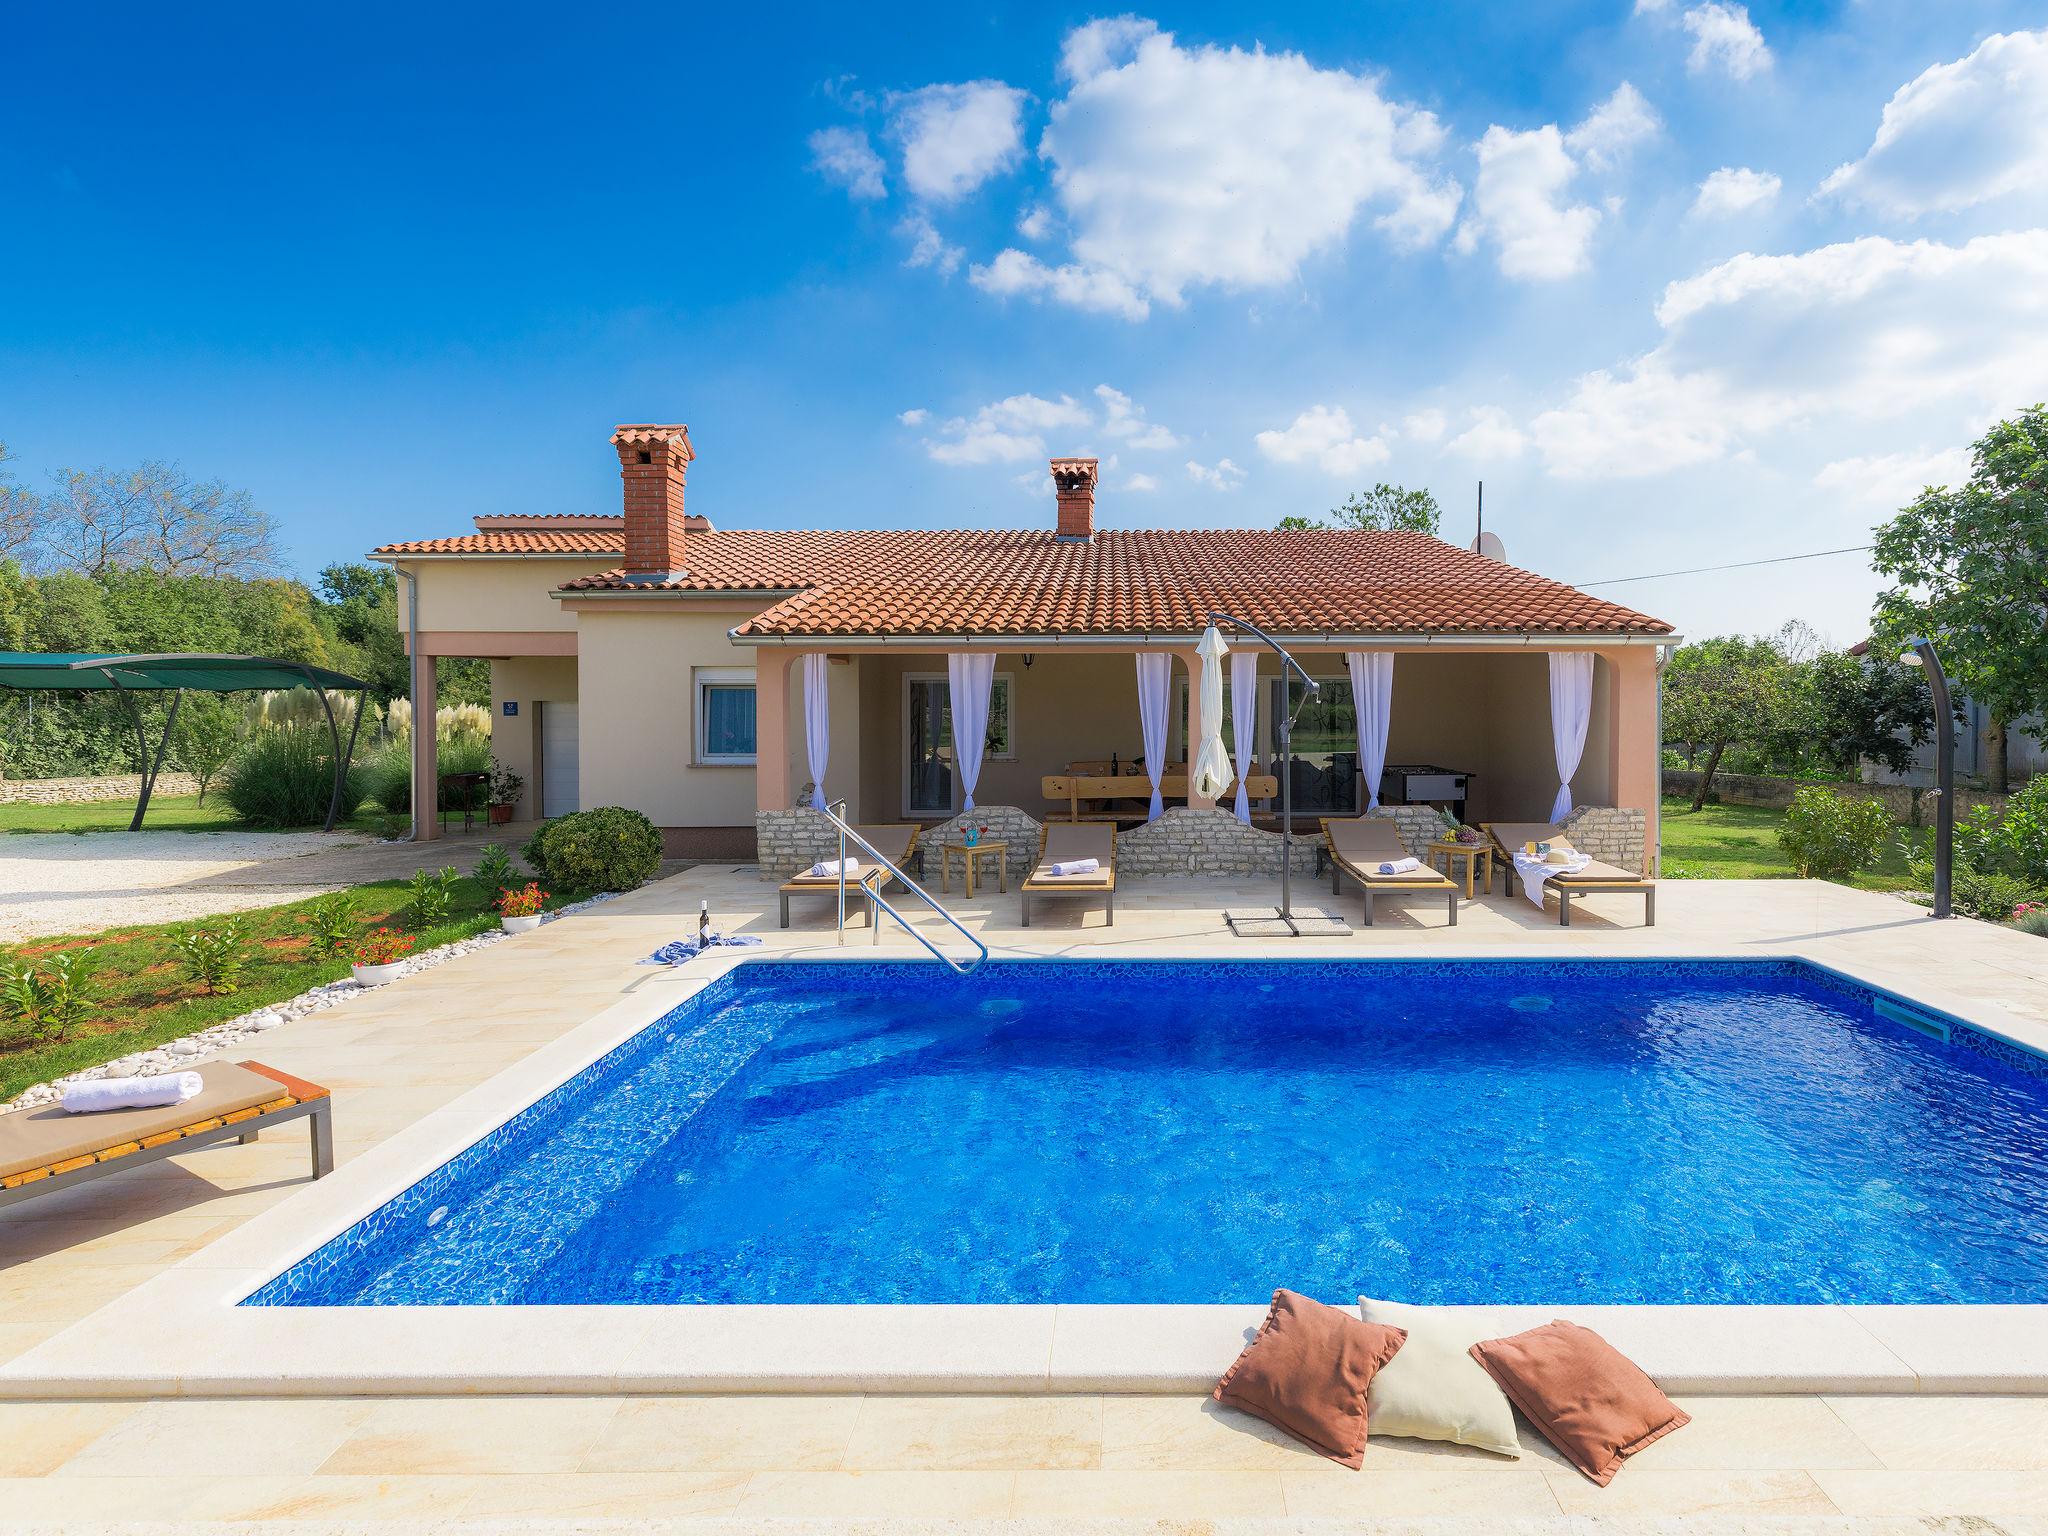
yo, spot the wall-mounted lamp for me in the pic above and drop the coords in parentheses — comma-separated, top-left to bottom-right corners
(1021, 654, 1035, 669)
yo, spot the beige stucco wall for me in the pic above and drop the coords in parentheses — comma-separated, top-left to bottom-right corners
(402, 558, 611, 637)
(487, 656, 578, 820)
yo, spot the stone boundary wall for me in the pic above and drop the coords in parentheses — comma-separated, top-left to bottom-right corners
(0, 772, 200, 806)
(1560, 806, 1647, 873)
(1662, 769, 2010, 825)
(916, 806, 1045, 881)
(1114, 806, 1320, 876)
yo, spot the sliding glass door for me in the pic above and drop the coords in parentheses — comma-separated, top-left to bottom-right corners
(1269, 675, 1358, 814)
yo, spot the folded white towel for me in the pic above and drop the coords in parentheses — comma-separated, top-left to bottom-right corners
(806, 858, 860, 878)
(1049, 857, 1101, 877)
(1375, 856, 1421, 875)
(63, 1072, 203, 1115)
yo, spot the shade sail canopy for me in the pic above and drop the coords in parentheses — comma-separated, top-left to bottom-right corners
(0, 653, 370, 694)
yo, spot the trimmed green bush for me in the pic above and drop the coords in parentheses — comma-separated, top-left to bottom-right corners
(220, 728, 366, 828)
(1956, 778, 2048, 888)
(1776, 787, 1894, 880)
(524, 806, 662, 892)
(1912, 857, 2043, 922)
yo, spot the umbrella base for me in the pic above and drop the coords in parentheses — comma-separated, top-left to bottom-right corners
(1223, 906, 1352, 938)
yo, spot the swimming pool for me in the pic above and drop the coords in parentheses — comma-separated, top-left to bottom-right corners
(248, 959, 2048, 1309)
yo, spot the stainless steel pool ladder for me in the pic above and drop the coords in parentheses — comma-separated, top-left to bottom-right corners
(820, 799, 989, 975)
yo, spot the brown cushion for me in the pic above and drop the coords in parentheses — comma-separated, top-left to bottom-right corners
(0, 1062, 292, 1179)
(1212, 1289, 1406, 1469)
(1468, 1320, 1689, 1486)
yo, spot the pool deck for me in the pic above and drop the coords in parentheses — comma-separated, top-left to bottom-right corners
(5, 868, 2048, 1524)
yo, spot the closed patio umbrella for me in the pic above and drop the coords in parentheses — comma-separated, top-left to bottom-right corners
(1193, 624, 1233, 802)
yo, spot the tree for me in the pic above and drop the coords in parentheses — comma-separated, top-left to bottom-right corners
(30, 460, 282, 578)
(171, 694, 243, 804)
(1873, 403, 2048, 792)
(1278, 483, 1442, 535)
(1663, 636, 1795, 809)
(1797, 650, 1933, 778)
(0, 444, 37, 564)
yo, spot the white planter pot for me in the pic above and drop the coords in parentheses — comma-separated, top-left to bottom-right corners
(500, 913, 544, 934)
(352, 960, 406, 987)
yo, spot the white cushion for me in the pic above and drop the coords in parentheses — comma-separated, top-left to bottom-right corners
(1358, 1297, 1522, 1458)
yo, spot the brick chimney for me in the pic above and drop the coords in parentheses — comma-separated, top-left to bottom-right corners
(611, 424, 695, 580)
(1051, 457, 1099, 542)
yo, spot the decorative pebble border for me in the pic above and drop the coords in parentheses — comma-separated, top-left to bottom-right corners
(0, 891, 620, 1116)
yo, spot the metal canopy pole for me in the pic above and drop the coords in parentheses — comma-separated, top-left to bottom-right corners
(103, 670, 182, 832)
(1205, 611, 1323, 935)
(296, 667, 365, 834)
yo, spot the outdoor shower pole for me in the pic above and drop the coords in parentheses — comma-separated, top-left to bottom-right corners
(1903, 638, 1954, 920)
(1205, 611, 1319, 928)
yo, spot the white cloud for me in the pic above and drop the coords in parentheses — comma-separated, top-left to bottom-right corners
(1401, 408, 1447, 442)
(897, 408, 929, 427)
(886, 81, 1029, 203)
(920, 393, 1092, 465)
(1253, 405, 1392, 477)
(1094, 384, 1183, 450)
(1016, 204, 1054, 241)
(1633, 0, 1672, 11)
(1455, 124, 1600, 280)
(1680, 3, 1771, 80)
(1818, 29, 2048, 217)
(1187, 458, 1246, 490)
(968, 248, 1150, 321)
(1524, 231, 2048, 479)
(1564, 83, 1660, 172)
(1813, 447, 1973, 511)
(1446, 406, 1528, 460)
(1691, 166, 1781, 217)
(807, 126, 885, 200)
(900, 214, 964, 276)
(1019, 18, 1460, 316)
(1125, 471, 1162, 492)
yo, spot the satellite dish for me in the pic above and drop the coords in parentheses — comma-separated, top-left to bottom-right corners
(1470, 530, 1507, 562)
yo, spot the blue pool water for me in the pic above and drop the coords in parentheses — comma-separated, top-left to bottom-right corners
(249, 960, 2048, 1307)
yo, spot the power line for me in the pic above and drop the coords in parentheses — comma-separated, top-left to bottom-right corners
(1573, 544, 1874, 588)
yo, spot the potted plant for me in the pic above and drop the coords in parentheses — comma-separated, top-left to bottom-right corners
(488, 764, 525, 826)
(351, 926, 416, 986)
(496, 881, 549, 933)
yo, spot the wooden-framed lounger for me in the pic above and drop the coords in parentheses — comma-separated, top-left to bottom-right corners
(1021, 821, 1116, 927)
(1322, 815, 1460, 927)
(1482, 821, 1656, 927)
(0, 1060, 332, 1210)
(778, 824, 920, 929)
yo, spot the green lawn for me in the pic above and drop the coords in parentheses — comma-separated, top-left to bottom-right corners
(0, 794, 392, 836)
(0, 874, 522, 1101)
(1659, 796, 1929, 891)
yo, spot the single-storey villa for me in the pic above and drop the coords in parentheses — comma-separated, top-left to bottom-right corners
(372, 423, 1677, 871)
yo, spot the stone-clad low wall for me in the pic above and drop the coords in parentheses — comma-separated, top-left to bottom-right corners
(1662, 768, 2010, 826)
(1560, 805, 1647, 874)
(1114, 806, 1320, 876)
(0, 772, 200, 806)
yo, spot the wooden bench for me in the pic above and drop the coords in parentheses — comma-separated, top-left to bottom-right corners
(0, 1061, 333, 1209)
(1041, 773, 1279, 823)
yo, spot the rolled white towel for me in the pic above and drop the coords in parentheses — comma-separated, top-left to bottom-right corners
(1375, 856, 1421, 875)
(63, 1072, 203, 1115)
(1049, 857, 1100, 877)
(806, 858, 860, 878)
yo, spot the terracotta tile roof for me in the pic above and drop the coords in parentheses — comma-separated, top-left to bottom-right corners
(547, 528, 1671, 637)
(374, 528, 627, 555)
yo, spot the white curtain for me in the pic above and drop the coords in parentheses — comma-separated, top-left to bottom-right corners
(1134, 653, 1172, 820)
(803, 652, 830, 811)
(946, 652, 996, 812)
(1346, 651, 1395, 810)
(1230, 650, 1258, 824)
(1548, 651, 1594, 823)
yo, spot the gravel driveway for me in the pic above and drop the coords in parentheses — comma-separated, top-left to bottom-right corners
(0, 830, 379, 941)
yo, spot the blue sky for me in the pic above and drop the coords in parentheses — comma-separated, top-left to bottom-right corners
(3, 1, 2044, 643)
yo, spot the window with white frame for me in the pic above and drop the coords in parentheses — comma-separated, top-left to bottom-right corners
(695, 668, 757, 764)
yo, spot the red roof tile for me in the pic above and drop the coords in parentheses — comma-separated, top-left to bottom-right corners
(374, 529, 626, 555)
(545, 528, 1672, 637)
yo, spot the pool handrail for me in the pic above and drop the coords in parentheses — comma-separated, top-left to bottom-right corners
(820, 799, 989, 975)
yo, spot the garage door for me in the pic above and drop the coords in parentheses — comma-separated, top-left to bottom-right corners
(541, 702, 579, 818)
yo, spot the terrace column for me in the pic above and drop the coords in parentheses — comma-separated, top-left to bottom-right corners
(1177, 648, 1216, 810)
(410, 647, 439, 842)
(754, 649, 796, 815)
(1603, 646, 1660, 871)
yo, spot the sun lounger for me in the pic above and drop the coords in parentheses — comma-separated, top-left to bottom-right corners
(778, 824, 920, 928)
(1021, 821, 1116, 927)
(0, 1060, 332, 1209)
(1483, 821, 1656, 927)
(1322, 816, 1460, 927)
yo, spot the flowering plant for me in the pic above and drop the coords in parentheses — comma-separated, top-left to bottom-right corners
(496, 882, 548, 919)
(352, 927, 416, 967)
